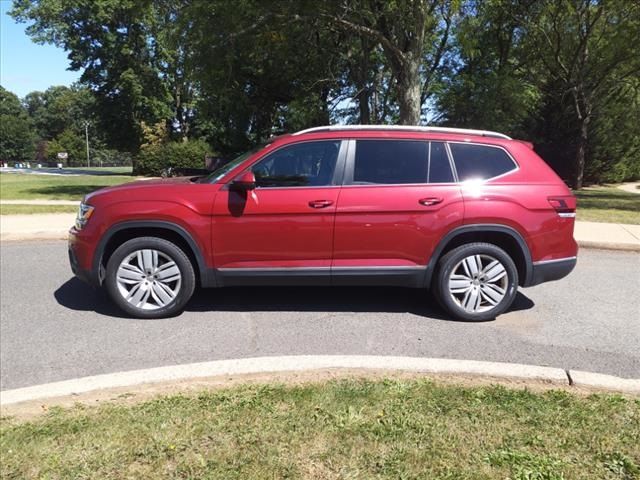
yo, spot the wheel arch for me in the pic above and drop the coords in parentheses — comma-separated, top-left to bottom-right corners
(94, 221, 215, 288)
(424, 224, 533, 288)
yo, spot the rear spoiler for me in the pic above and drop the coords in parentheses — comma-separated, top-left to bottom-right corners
(514, 140, 534, 149)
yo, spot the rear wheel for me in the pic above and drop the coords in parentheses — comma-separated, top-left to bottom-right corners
(434, 242, 518, 321)
(105, 237, 196, 318)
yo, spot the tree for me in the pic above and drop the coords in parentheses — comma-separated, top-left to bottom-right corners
(185, 0, 346, 154)
(524, 0, 640, 188)
(46, 128, 86, 166)
(436, 0, 541, 135)
(11, 0, 175, 151)
(0, 87, 36, 162)
(587, 76, 640, 183)
(22, 85, 95, 140)
(321, 0, 458, 124)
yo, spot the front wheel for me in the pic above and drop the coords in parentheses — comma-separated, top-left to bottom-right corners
(105, 237, 196, 318)
(434, 242, 518, 322)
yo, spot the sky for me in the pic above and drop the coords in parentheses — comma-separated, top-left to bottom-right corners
(1, 0, 79, 98)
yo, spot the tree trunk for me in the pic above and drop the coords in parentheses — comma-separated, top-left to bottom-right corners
(396, 56, 422, 125)
(355, 36, 371, 124)
(356, 86, 371, 124)
(572, 82, 592, 190)
(574, 116, 589, 189)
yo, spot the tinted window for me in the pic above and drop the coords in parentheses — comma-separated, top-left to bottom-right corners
(449, 143, 516, 181)
(354, 140, 428, 184)
(428, 142, 454, 183)
(252, 141, 340, 187)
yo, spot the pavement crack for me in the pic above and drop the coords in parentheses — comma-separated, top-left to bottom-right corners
(620, 224, 640, 240)
(565, 369, 574, 386)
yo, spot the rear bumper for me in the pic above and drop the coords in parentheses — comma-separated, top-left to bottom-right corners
(526, 256, 576, 287)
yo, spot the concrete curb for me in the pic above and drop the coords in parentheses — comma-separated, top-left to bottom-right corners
(1, 231, 68, 242)
(2, 356, 638, 405)
(576, 240, 640, 252)
(0, 200, 80, 205)
(569, 370, 640, 392)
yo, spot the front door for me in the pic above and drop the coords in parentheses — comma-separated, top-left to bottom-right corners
(332, 139, 464, 286)
(212, 139, 346, 285)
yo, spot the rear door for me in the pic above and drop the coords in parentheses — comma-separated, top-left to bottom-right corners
(332, 139, 464, 285)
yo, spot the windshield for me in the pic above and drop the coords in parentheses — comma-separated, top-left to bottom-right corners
(202, 144, 266, 183)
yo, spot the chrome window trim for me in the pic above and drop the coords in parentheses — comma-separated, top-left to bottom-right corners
(345, 138, 458, 187)
(532, 256, 577, 266)
(218, 265, 425, 272)
(444, 141, 460, 183)
(341, 138, 519, 187)
(426, 141, 432, 183)
(447, 141, 520, 182)
(339, 182, 459, 189)
(234, 139, 347, 189)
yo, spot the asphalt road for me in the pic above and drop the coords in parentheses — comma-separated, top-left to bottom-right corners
(1, 241, 639, 390)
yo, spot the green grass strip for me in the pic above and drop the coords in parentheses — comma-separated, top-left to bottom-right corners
(0, 172, 137, 202)
(2, 378, 638, 479)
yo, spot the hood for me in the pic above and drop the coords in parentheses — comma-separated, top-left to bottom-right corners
(84, 176, 198, 203)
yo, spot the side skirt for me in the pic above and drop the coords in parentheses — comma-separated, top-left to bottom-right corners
(214, 267, 426, 288)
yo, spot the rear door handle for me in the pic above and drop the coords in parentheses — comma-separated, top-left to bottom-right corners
(418, 197, 444, 206)
(308, 199, 334, 209)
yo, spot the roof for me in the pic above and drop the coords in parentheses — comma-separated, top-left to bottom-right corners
(292, 125, 512, 140)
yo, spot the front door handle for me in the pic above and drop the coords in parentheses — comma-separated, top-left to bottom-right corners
(418, 197, 444, 206)
(308, 199, 334, 209)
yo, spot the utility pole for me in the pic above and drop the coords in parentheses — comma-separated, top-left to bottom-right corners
(84, 121, 90, 168)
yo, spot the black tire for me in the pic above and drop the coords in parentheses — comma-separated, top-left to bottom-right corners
(105, 236, 196, 319)
(433, 242, 518, 322)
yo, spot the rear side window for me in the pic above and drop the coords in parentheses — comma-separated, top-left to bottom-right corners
(428, 142, 454, 183)
(354, 140, 428, 184)
(449, 143, 517, 181)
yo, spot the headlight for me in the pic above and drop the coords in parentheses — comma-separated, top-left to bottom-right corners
(75, 202, 95, 230)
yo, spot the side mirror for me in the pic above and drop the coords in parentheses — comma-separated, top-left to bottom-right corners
(232, 171, 256, 191)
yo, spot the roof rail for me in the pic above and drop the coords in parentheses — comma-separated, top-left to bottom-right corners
(292, 125, 512, 140)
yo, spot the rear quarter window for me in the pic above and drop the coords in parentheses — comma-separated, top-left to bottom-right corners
(449, 143, 517, 181)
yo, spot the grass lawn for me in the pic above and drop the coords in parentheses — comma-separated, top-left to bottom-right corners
(63, 166, 133, 174)
(574, 187, 640, 224)
(0, 204, 78, 215)
(1, 378, 638, 479)
(0, 172, 137, 202)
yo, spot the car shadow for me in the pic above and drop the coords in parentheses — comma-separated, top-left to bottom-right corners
(54, 278, 129, 318)
(54, 277, 535, 322)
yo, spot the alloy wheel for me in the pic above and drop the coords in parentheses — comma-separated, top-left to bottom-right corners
(116, 249, 182, 310)
(448, 254, 508, 313)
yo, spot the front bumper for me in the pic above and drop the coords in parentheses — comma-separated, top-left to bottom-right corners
(68, 229, 101, 287)
(527, 256, 577, 287)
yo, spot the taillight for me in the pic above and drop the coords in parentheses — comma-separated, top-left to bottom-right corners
(548, 196, 576, 218)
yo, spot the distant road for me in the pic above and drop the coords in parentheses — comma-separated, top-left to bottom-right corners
(1, 241, 638, 390)
(0, 166, 132, 176)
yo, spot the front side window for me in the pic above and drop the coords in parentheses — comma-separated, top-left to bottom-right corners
(251, 141, 341, 188)
(449, 143, 517, 181)
(353, 140, 429, 184)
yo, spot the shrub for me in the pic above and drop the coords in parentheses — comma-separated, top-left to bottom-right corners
(134, 140, 211, 176)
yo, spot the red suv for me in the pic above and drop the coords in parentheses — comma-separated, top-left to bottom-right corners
(68, 126, 577, 321)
